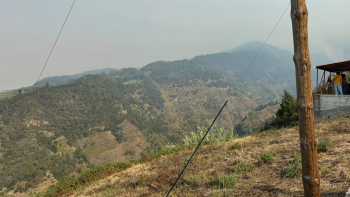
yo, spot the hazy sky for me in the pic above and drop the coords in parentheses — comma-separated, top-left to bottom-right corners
(1, 0, 349, 90)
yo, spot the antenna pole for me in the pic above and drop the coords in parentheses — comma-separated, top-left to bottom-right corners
(290, 0, 320, 196)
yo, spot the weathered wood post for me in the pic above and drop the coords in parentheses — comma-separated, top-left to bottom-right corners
(290, 0, 320, 196)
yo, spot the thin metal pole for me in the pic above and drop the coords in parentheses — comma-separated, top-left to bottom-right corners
(322, 70, 325, 94)
(316, 69, 319, 94)
(165, 100, 228, 197)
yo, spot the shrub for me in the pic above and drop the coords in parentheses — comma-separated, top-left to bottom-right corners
(284, 156, 302, 178)
(140, 175, 147, 187)
(212, 174, 238, 189)
(234, 162, 255, 172)
(315, 84, 327, 94)
(260, 151, 274, 164)
(124, 150, 136, 156)
(183, 172, 207, 188)
(33, 162, 131, 197)
(346, 72, 350, 84)
(231, 142, 241, 149)
(320, 166, 331, 175)
(103, 188, 118, 197)
(317, 139, 333, 152)
(183, 126, 234, 148)
(260, 90, 298, 130)
(317, 153, 323, 158)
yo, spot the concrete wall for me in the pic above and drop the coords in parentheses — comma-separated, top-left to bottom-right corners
(314, 106, 350, 122)
(313, 94, 350, 122)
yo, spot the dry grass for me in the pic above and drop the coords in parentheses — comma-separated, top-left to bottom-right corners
(44, 118, 350, 197)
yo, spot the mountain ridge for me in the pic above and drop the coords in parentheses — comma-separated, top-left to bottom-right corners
(0, 41, 300, 196)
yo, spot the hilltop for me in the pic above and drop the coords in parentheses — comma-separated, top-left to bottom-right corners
(34, 68, 116, 87)
(0, 41, 296, 195)
(33, 117, 350, 197)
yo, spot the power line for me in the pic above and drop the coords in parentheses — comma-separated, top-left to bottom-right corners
(35, 0, 76, 86)
(166, 100, 228, 197)
(165, 4, 291, 196)
(241, 3, 290, 79)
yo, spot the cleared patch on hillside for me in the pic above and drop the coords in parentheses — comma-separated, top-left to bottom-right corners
(37, 130, 54, 137)
(0, 93, 15, 100)
(68, 118, 350, 197)
(55, 136, 76, 156)
(77, 121, 148, 166)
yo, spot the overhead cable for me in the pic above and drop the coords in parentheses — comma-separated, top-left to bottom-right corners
(35, 0, 76, 86)
(241, 3, 291, 79)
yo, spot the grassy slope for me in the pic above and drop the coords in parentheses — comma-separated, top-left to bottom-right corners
(33, 117, 350, 197)
(0, 93, 15, 100)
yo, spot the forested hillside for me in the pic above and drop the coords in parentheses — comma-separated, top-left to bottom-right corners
(0, 70, 171, 194)
(0, 41, 297, 196)
(143, 41, 296, 103)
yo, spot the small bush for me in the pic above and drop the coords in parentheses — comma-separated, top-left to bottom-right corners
(260, 151, 274, 164)
(184, 172, 208, 188)
(124, 150, 136, 156)
(320, 166, 331, 175)
(284, 156, 302, 178)
(33, 162, 131, 197)
(183, 126, 234, 147)
(231, 142, 241, 149)
(317, 153, 323, 158)
(103, 188, 118, 197)
(317, 139, 333, 152)
(140, 175, 147, 187)
(212, 174, 238, 189)
(234, 162, 255, 172)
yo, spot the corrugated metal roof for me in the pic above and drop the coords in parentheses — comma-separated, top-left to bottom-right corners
(316, 60, 350, 72)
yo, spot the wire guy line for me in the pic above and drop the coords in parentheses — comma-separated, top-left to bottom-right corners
(35, 0, 76, 86)
(241, 3, 291, 79)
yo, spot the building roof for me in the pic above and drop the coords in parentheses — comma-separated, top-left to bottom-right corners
(316, 60, 350, 72)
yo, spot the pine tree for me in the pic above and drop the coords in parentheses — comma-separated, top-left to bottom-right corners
(276, 90, 298, 119)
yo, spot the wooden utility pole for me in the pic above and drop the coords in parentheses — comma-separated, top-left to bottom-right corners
(290, 0, 320, 196)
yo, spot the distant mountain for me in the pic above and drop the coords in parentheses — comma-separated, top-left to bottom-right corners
(227, 40, 339, 90)
(34, 68, 116, 86)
